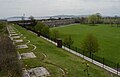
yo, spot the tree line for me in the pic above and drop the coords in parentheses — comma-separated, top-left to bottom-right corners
(76, 13, 120, 27)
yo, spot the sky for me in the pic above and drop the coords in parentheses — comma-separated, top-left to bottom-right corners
(0, 0, 120, 18)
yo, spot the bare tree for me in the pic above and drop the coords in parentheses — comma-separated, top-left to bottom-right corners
(63, 35, 74, 48)
(81, 33, 99, 54)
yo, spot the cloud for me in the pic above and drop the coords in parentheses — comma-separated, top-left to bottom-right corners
(0, 0, 120, 18)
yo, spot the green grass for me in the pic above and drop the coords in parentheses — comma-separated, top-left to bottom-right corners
(51, 24, 120, 63)
(13, 25, 118, 77)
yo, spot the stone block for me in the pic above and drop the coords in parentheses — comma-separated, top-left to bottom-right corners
(21, 52, 36, 59)
(14, 40, 23, 43)
(27, 67, 50, 77)
(12, 36, 20, 39)
(17, 45, 28, 49)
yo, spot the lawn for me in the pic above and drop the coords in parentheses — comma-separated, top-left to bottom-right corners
(12, 24, 119, 77)
(51, 24, 120, 63)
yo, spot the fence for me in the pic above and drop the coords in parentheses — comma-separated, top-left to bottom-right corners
(66, 45, 120, 71)
(44, 33, 120, 72)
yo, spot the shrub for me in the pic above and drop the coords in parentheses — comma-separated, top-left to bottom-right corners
(0, 36, 22, 77)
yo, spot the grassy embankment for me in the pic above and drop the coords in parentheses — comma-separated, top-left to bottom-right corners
(13, 24, 118, 77)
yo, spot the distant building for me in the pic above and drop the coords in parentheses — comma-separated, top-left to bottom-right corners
(42, 19, 75, 27)
(0, 19, 7, 22)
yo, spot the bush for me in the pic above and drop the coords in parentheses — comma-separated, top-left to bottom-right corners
(0, 36, 22, 77)
(0, 22, 5, 32)
(41, 25, 49, 37)
(50, 30, 60, 41)
(34, 22, 49, 36)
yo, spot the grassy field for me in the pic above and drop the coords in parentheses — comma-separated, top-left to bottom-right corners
(51, 24, 120, 63)
(12, 24, 119, 77)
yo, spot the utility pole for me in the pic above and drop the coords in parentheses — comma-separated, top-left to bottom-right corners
(22, 14, 25, 21)
(23, 14, 25, 27)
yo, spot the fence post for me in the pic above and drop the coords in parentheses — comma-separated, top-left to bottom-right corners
(68, 45, 70, 51)
(117, 63, 119, 75)
(90, 52, 91, 58)
(75, 47, 77, 52)
(83, 51, 84, 59)
(92, 54, 93, 63)
(103, 58, 104, 68)
(69, 45, 70, 50)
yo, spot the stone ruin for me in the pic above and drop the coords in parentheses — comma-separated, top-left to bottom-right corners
(14, 39, 23, 43)
(17, 44, 28, 49)
(12, 36, 20, 39)
(21, 52, 36, 59)
(23, 67, 50, 77)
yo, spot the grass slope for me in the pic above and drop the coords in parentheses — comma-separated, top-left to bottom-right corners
(13, 24, 118, 77)
(51, 24, 120, 63)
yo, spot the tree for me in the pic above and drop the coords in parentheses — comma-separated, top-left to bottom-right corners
(80, 17, 87, 24)
(75, 18, 80, 23)
(108, 18, 113, 26)
(58, 17, 62, 20)
(88, 13, 102, 25)
(63, 35, 74, 48)
(96, 13, 102, 23)
(41, 25, 49, 37)
(29, 16, 37, 26)
(49, 17, 55, 20)
(34, 22, 50, 36)
(0, 22, 4, 29)
(0, 22, 7, 34)
(114, 18, 120, 27)
(88, 14, 96, 24)
(50, 30, 60, 41)
(34, 22, 45, 34)
(81, 33, 99, 54)
(29, 16, 35, 21)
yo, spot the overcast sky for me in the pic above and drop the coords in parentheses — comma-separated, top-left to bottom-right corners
(0, 0, 120, 18)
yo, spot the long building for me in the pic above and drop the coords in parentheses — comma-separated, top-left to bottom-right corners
(42, 19, 75, 27)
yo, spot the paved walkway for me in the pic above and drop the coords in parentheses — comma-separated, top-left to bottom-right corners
(40, 36, 120, 76)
